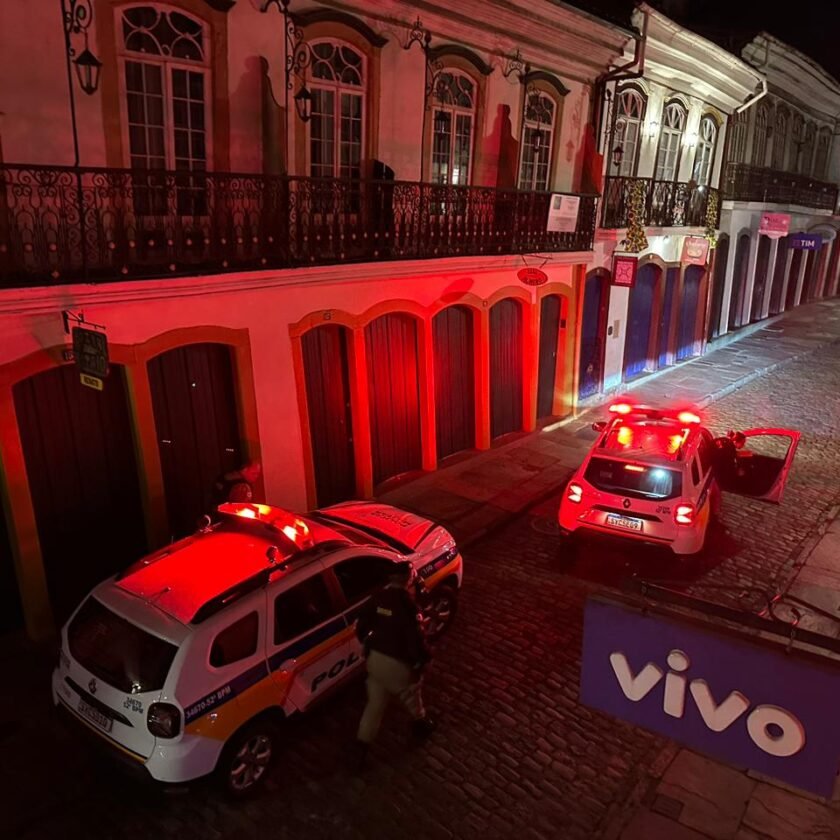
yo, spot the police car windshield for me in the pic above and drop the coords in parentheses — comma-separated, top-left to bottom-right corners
(584, 457, 683, 500)
(68, 597, 177, 693)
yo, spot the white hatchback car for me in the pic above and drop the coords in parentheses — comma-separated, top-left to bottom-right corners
(558, 402, 800, 556)
(53, 501, 462, 796)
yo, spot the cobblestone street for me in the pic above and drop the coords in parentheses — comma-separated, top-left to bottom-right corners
(3, 335, 840, 840)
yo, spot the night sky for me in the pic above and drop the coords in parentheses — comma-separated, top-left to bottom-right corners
(565, 0, 840, 83)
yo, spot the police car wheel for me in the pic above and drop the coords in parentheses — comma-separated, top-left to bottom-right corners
(424, 584, 458, 641)
(220, 723, 276, 797)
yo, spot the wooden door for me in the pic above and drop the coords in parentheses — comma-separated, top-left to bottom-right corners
(433, 306, 475, 460)
(657, 267, 678, 369)
(624, 265, 657, 380)
(677, 266, 703, 361)
(149, 343, 242, 539)
(490, 299, 524, 440)
(579, 273, 607, 400)
(366, 314, 422, 486)
(537, 295, 562, 419)
(302, 325, 356, 506)
(14, 364, 147, 621)
(708, 235, 729, 339)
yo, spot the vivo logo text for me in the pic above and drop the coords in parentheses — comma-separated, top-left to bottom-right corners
(610, 648, 806, 757)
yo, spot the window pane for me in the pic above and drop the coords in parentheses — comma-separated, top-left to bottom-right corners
(189, 71, 204, 100)
(432, 110, 452, 184)
(453, 113, 472, 185)
(274, 574, 335, 644)
(334, 556, 394, 603)
(210, 612, 259, 668)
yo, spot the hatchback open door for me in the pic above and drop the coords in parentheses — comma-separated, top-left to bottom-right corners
(719, 428, 800, 503)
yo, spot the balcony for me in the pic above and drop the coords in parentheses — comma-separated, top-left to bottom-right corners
(722, 162, 838, 212)
(601, 176, 718, 230)
(0, 165, 598, 288)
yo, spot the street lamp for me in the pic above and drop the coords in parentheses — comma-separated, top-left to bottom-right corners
(61, 0, 102, 167)
(612, 145, 624, 170)
(294, 84, 313, 123)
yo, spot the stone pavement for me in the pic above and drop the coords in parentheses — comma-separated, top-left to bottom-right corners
(380, 297, 840, 550)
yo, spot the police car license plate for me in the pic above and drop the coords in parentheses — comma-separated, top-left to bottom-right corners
(606, 513, 643, 532)
(78, 699, 112, 732)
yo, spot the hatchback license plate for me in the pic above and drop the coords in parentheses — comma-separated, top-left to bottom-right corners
(78, 699, 112, 733)
(606, 513, 643, 532)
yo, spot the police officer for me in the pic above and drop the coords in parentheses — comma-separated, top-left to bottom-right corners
(213, 460, 262, 505)
(712, 430, 746, 488)
(353, 561, 435, 764)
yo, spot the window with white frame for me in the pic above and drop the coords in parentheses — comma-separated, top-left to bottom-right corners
(612, 89, 644, 177)
(814, 127, 832, 179)
(309, 41, 365, 180)
(121, 7, 209, 215)
(752, 104, 770, 167)
(431, 70, 476, 186)
(518, 91, 555, 191)
(772, 108, 788, 170)
(692, 115, 718, 186)
(654, 101, 687, 181)
(728, 110, 748, 165)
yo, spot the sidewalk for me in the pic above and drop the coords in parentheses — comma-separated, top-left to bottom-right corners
(379, 297, 840, 549)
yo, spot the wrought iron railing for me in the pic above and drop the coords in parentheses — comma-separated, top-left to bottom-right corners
(0, 165, 598, 287)
(722, 162, 839, 211)
(601, 176, 717, 229)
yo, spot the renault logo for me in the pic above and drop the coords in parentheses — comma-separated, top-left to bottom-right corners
(623, 499, 631, 509)
(89, 678, 97, 695)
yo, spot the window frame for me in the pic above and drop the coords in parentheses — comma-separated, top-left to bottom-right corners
(306, 38, 367, 180)
(209, 610, 259, 669)
(272, 570, 340, 646)
(654, 100, 688, 182)
(116, 5, 213, 173)
(752, 104, 770, 168)
(430, 67, 478, 187)
(517, 89, 558, 191)
(611, 86, 646, 178)
(692, 114, 719, 187)
(772, 107, 789, 171)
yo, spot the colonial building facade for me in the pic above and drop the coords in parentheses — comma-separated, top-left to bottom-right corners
(0, 0, 630, 636)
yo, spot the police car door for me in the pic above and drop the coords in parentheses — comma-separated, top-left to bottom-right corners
(267, 564, 353, 713)
(719, 428, 801, 503)
(325, 549, 401, 665)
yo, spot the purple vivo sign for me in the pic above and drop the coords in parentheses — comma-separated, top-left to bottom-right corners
(580, 596, 840, 797)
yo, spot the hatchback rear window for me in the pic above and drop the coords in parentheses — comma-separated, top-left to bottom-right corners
(68, 597, 177, 693)
(584, 457, 683, 500)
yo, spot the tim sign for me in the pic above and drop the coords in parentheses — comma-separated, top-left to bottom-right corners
(580, 596, 840, 797)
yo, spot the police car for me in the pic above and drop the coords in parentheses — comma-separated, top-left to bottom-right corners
(558, 402, 800, 556)
(52, 500, 463, 796)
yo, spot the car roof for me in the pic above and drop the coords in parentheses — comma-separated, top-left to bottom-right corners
(115, 504, 354, 626)
(595, 416, 703, 465)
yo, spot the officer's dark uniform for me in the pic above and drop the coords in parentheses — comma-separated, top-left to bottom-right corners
(355, 566, 433, 745)
(712, 435, 740, 488)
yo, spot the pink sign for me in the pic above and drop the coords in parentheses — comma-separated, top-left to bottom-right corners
(681, 236, 710, 266)
(759, 213, 791, 239)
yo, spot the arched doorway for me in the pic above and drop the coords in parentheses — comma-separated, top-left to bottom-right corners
(366, 313, 422, 486)
(657, 267, 678, 369)
(751, 236, 772, 322)
(786, 249, 804, 310)
(708, 235, 729, 339)
(537, 294, 564, 419)
(13, 364, 147, 622)
(578, 271, 608, 400)
(728, 234, 750, 330)
(149, 343, 243, 540)
(433, 305, 475, 460)
(624, 264, 658, 380)
(769, 236, 790, 315)
(490, 298, 524, 440)
(302, 325, 356, 506)
(677, 266, 703, 361)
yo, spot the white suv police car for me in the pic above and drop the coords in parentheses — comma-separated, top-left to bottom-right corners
(558, 402, 800, 556)
(53, 501, 463, 795)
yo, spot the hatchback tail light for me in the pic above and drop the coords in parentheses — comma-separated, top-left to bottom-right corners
(674, 504, 695, 525)
(148, 703, 181, 738)
(567, 483, 583, 504)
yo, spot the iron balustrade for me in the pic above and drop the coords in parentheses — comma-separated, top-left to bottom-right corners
(0, 164, 598, 287)
(722, 162, 839, 212)
(601, 175, 718, 229)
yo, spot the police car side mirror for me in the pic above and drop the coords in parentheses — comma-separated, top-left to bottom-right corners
(592, 421, 607, 432)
